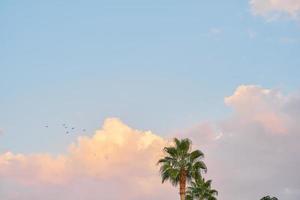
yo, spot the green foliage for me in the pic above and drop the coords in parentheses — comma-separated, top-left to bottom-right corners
(157, 138, 278, 200)
(186, 178, 218, 200)
(157, 138, 207, 186)
(260, 196, 278, 200)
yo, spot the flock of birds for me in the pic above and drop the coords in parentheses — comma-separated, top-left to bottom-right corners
(44, 123, 86, 134)
(44, 124, 108, 159)
(44, 124, 109, 159)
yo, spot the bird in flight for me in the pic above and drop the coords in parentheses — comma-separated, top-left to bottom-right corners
(41, 122, 87, 135)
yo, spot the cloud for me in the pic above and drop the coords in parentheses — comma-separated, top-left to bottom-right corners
(250, 0, 300, 20)
(1, 86, 300, 200)
(224, 85, 289, 134)
(187, 85, 300, 200)
(0, 118, 176, 200)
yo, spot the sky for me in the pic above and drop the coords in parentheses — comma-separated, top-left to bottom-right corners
(0, 0, 300, 200)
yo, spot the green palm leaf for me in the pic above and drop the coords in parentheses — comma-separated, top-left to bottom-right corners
(157, 138, 207, 200)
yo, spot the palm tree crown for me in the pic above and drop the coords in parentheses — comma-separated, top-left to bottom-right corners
(186, 178, 218, 200)
(158, 138, 207, 200)
(260, 196, 278, 200)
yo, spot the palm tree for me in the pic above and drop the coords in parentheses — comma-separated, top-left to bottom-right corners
(260, 196, 278, 200)
(157, 138, 207, 200)
(186, 178, 218, 200)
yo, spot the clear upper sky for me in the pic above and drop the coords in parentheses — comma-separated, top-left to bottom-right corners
(1, 0, 300, 154)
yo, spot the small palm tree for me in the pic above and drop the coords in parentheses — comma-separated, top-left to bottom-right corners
(186, 178, 218, 200)
(260, 196, 278, 200)
(158, 138, 207, 200)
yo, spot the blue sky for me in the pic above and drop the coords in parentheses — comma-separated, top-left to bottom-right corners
(1, 0, 300, 154)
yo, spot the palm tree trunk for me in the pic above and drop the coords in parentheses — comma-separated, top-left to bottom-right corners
(179, 170, 187, 200)
(180, 192, 185, 200)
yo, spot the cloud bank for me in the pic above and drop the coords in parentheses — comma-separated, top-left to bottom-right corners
(0, 118, 176, 200)
(1, 85, 300, 200)
(186, 85, 300, 200)
(250, 0, 300, 20)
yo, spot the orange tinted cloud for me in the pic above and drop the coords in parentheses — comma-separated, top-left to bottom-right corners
(67, 118, 167, 179)
(2, 86, 300, 200)
(0, 152, 67, 185)
(0, 118, 174, 199)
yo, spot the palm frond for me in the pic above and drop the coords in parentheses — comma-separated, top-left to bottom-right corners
(190, 150, 204, 161)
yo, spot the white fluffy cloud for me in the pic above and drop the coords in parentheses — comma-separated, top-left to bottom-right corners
(250, 0, 300, 20)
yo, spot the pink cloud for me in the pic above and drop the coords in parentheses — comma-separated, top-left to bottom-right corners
(189, 85, 300, 200)
(1, 85, 300, 200)
(0, 118, 176, 200)
(224, 85, 288, 134)
(250, 0, 300, 20)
